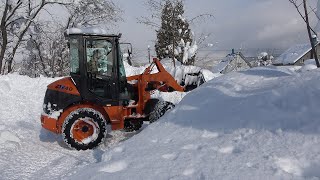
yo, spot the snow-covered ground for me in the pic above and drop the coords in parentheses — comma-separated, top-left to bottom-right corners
(0, 74, 151, 179)
(1, 64, 320, 179)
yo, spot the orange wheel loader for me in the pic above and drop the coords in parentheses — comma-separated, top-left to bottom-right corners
(40, 29, 187, 150)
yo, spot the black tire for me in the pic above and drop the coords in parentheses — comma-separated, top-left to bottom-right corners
(62, 108, 108, 150)
(124, 119, 143, 132)
(144, 99, 160, 115)
(149, 101, 175, 123)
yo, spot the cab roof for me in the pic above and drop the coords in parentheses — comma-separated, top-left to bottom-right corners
(65, 27, 120, 38)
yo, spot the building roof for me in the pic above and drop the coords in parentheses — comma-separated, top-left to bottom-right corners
(274, 43, 317, 65)
(212, 55, 235, 73)
(212, 52, 251, 73)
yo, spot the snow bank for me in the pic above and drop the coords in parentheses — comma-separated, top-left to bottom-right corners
(68, 66, 320, 180)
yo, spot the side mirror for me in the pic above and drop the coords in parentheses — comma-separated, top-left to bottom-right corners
(120, 43, 133, 65)
(127, 49, 132, 57)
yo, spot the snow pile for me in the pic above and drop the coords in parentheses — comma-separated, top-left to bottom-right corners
(300, 59, 318, 72)
(151, 91, 187, 105)
(67, 66, 320, 180)
(123, 61, 147, 77)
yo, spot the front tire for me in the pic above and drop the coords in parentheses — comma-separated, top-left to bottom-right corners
(62, 108, 108, 150)
(149, 101, 175, 123)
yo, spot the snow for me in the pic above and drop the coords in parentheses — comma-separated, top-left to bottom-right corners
(66, 27, 111, 36)
(300, 64, 317, 72)
(259, 52, 268, 58)
(99, 161, 128, 173)
(43, 102, 63, 120)
(274, 43, 315, 65)
(177, 15, 186, 22)
(2, 63, 320, 179)
(207, 43, 214, 47)
(66, 66, 320, 180)
(180, 40, 198, 64)
(151, 91, 187, 105)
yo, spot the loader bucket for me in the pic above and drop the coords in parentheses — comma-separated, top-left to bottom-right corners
(181, 71, 206, 92)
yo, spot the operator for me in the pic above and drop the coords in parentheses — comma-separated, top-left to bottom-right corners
(88, 43, 113, 76)
(88, 49, 99, 73)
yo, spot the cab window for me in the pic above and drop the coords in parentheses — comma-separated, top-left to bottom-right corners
(86, 39, 113, 76)
(69, 39, 80, 74)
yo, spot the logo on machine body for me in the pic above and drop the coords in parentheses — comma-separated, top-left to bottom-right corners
(55, 84, 73, 91)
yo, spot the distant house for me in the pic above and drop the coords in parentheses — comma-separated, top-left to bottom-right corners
(212, 50, 252, 74)
(273, 43, 320, 66)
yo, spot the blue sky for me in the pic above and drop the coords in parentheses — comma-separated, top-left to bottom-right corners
(114, 0, 318, 53)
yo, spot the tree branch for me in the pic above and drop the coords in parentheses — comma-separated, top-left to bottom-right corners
(288, 0, 317, 34)
(188, 14, 214, 24)
(5, 0, 23, 23)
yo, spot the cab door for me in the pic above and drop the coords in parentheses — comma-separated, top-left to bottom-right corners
(83, 37, 119, 106)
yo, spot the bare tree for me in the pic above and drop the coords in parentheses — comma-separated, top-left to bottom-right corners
(65, 0, 122, 29)
(20, 0, 122, 77)
(289, 0, 320, 67)
(0, 0, 74, 74)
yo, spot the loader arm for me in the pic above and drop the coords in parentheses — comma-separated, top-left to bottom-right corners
(127, 58, 184, 92)
(126, 58, 184, 114)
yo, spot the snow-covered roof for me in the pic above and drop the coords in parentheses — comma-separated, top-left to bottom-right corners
(212, 52, 251, 73)
(212, 55, 235, 73)
(274, 43, 316, 65)
(66, 27, 117, 36)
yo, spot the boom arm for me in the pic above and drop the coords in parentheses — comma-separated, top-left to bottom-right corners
(126, 58, 185, 114)
(127, 58, 184, 92)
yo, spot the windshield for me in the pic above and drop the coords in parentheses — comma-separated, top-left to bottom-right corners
(86, 39, 113, 76)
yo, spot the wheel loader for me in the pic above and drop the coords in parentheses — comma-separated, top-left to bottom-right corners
(40, 28, 202, 150)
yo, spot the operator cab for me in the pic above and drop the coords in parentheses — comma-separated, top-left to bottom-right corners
(65, 28, 129, 106)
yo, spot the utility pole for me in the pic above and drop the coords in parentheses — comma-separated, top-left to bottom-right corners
(303, 0, 320, 67)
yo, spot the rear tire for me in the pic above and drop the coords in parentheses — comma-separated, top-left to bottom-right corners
(149, 101, 175, 123)
(62, 108, 107, 150)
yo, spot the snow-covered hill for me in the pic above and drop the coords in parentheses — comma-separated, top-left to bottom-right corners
(1, 65, 320, 180)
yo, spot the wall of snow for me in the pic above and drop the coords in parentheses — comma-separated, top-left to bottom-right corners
(67, 66, 320, 180)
